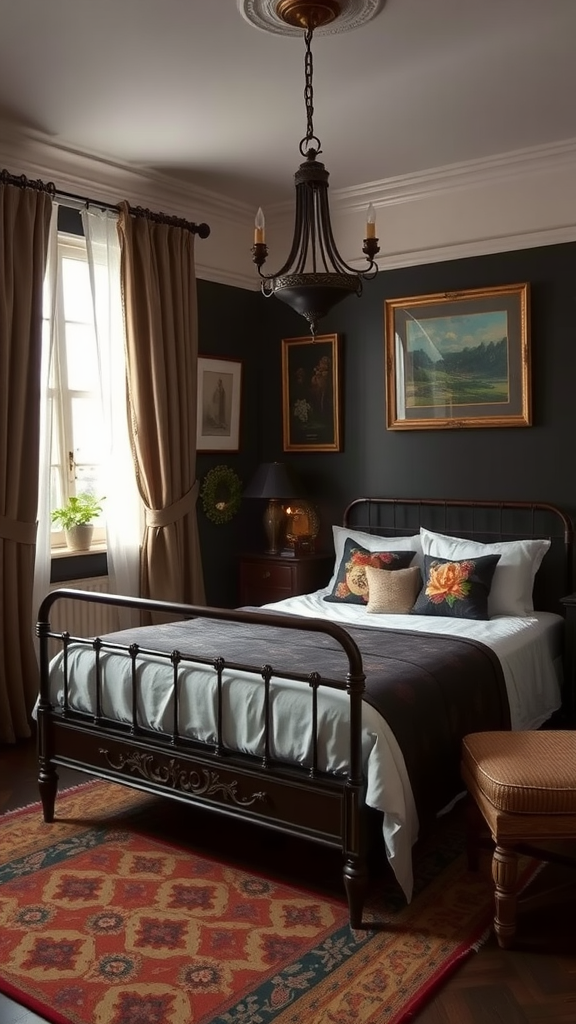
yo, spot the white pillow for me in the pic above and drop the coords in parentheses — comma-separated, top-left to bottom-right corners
(328, 525, 423, 591)
(419, 527, 550, 617)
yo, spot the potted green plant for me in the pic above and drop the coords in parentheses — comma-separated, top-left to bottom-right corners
(51, 493, 105, 551)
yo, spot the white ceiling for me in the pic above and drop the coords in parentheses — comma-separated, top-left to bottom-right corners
(1, 0, 576, 212)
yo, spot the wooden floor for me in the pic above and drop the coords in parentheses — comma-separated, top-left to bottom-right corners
(0, 737, 574, 1024)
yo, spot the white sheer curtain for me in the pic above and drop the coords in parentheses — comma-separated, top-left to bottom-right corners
(82, 207, 141, 627)
(32, 204, 59, 638)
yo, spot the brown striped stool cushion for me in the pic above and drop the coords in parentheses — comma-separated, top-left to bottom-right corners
(461, 729, 576, 949)
(462, 731, 576, 814)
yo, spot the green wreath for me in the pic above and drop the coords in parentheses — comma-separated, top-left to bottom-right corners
(200, 465, 243, 525)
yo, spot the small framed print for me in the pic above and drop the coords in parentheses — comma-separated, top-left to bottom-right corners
(385, 283, 531, 430)
(196, 356, 242, 452)
(281, 333, 342, 451)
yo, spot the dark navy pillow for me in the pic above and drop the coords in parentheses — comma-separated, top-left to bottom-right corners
(324, 538, 415, 605)
(412, 553, 501, 620)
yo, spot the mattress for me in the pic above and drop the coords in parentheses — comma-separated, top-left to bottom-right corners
(43, 592, 563, 902)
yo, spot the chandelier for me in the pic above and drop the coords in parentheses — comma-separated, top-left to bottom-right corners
(250, 0, 380, 336)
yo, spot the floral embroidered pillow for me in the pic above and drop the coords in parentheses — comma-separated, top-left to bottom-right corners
(324, 539, 416, 605)
(412, 553, 501, 620)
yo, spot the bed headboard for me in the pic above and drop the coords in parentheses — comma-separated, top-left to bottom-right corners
(342, 498, 574, 615)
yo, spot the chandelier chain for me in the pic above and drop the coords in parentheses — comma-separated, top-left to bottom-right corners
(301, 26, 321, 155)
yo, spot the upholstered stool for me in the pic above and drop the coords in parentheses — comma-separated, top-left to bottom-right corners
(461, 730, 576, 948)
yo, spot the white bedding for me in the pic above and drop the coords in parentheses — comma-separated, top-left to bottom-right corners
(264, 590, 564, 733)
(44, 590, 563, 903)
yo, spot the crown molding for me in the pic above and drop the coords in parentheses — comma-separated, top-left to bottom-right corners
(0, 123, 252, 226)
(0, 124, 258, 288)
(5, 120, 576, 223)
(2, 123, 576, 288)
(268, 137, 576, 218)
(343, 137, 576, 211)
(342, 224, 576, 273)
(197, 262, 259, 291)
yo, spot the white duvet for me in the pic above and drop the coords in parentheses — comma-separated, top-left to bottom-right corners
(44, 590, 563, 902)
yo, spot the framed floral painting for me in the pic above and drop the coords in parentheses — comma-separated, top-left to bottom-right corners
(281, 334, 342, 452)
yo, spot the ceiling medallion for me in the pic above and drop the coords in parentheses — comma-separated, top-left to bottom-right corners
(238, 0, 385, 37)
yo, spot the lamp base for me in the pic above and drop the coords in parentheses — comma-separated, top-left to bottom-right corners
(263, 499, 285, 554)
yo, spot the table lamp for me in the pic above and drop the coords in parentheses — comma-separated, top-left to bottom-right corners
(243, 462, 303, 554)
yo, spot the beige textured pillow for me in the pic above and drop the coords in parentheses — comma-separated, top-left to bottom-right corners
(365, 565, 421, 614)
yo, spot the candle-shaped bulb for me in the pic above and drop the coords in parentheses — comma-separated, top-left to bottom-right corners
(254, 207, 265, 244)
(366, 203, 376, 239)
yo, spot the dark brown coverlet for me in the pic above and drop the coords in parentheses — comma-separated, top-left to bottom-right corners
(101, 615, 510, 828)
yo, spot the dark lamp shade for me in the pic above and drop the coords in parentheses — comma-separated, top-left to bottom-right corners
(243, 462, 303, 500)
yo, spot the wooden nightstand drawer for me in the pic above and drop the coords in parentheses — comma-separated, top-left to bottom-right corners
(239, 553, 333, 607)
(240, 561, 294, 590)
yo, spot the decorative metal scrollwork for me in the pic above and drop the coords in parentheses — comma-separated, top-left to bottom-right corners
(99, 748, 267, 807)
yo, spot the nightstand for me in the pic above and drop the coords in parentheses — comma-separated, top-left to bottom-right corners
(560, 594, 576, 724)
(239, 552, 333, 606)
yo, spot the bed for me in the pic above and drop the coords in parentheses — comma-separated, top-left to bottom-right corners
(36, 498, 573, 927)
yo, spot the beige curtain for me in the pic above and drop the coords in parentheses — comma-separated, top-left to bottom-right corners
(117, 202, 205, 606)
(0, 183, 53, 743)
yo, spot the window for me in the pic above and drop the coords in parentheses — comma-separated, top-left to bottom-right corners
(47, 235, 107, 548)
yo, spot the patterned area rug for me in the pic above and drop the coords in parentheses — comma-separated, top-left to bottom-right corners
(0, 781, 537, 1024)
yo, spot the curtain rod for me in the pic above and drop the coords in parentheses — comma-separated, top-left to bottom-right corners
(1, 169, 211, 238)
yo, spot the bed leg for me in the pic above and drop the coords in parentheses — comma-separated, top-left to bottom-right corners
(343, 857, 368, 929)
(38, 763, 58, 823)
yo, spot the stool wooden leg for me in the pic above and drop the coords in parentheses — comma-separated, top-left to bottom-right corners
(492, 844, 518, 949)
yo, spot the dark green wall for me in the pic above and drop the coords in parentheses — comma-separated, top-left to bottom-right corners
(195, 280, 262, 606)
(197, 242, 576, 606)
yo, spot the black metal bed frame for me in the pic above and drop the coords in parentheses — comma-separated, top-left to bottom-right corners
(36, 498, 574, 927)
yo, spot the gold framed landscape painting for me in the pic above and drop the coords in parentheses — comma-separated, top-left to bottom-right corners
(385, 283, 531, 430)
(281, 334, 342, 451)
(196, 356, 242, 452)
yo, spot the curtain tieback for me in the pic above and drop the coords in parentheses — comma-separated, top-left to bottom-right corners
(0, 514, 38, 545)
(144, 482, 199, 529)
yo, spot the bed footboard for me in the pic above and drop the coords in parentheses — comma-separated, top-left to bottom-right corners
(36, 589, 370, 928)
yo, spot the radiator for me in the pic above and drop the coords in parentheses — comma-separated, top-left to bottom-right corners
(48, 577, 118, 640)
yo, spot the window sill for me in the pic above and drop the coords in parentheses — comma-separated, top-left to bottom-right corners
(50, 547, 108, 584)
(50, 542, 107, 559)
